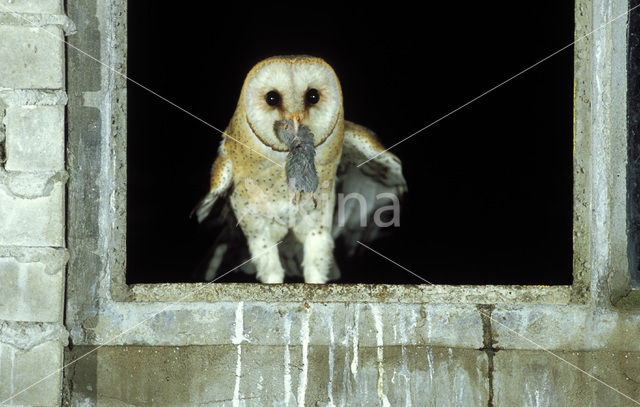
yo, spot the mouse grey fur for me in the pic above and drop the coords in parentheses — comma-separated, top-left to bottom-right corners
(274, 119, 319, 194)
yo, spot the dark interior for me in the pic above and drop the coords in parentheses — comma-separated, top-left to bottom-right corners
(127, 3, 575, 284)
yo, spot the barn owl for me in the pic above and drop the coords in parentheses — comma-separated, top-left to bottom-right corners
(194, 56, 406, 284)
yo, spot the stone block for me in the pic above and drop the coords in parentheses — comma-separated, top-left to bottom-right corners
(65, 345, 489, 406)
(0, 251, 65, 322)
(492, 305, 640, 351)
(5, 105, 64, 171)
(493, 350, 640, 406)
(0, 181, 64, 246)
(0, 341, 62, 406)
(0, 0, 62, 14)
(0, 25, 64, 89)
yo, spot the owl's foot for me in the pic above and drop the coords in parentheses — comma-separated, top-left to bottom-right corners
(254, 253, 285, 283)
(304, 270, 329, 284)
(257, 271, 284, 284)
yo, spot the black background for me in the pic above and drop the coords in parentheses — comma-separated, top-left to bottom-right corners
(127, 2, 574, 284)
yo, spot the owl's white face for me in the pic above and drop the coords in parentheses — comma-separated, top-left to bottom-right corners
(243, 57, 342, 152)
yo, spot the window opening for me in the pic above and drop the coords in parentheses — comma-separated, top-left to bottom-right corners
(127, 3, 574, 284)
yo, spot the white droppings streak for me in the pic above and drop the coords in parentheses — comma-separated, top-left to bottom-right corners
(426, 307, 433, 340)
(297, 309, 310, 407)
(399, 315, 412, 407)
(341, 318, 349, 407)
(350, 305, 360, 377)
(327, 323, 336, 407)
(426, 347, 435, 384)
(372, 305, 390, 407)
(284, 316, 292, 407)
(10, 348, 16, 406)
(232, 301, 248, 345)
(233, 345, 242, 407)
(232, 302, 245, 407)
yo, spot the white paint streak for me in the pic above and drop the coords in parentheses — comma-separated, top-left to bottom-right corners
(327, 323, 336, 407)
(232, 302, 245, 407)
(297, 309, 310, 407)
(350, 305, 359, 377)
(284, 316, 292, 407)
(372, 305, 390, 407)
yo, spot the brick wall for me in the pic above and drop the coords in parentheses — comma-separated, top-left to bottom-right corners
(0, 1, 71, 405)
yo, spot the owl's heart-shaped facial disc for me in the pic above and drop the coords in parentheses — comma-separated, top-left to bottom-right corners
(243, 57, 342, 151)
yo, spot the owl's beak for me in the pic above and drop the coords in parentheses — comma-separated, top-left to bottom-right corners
(288, 113, 304, 133)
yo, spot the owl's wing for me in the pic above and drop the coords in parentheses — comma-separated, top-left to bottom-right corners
(193, 152, 233, 223)
(191, 142, 248, 282)
(333, 121, 407, 255)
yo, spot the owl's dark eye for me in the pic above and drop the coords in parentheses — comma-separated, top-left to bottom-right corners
(305, 88, 320, 105)
(265, 90, 281, 106)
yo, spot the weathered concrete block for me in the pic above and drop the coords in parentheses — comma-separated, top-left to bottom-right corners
(0, 89, 69, 106)
(493, 350, 640, 406)
(65, 345, 489, 406)
(492, 305, 640, 351)
(0, 0, 62, 14)
(5, 105, 64, 171)
(0, 181, 64, 246)
(0, 341, 62, 406)
(0, 249, 66, 322)
(0, 25, 64, 89)
(0, 320, 68, 349)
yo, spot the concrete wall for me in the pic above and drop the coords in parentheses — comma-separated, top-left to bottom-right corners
(1, 0, 639, 406)
(0, 1, 74, 405)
